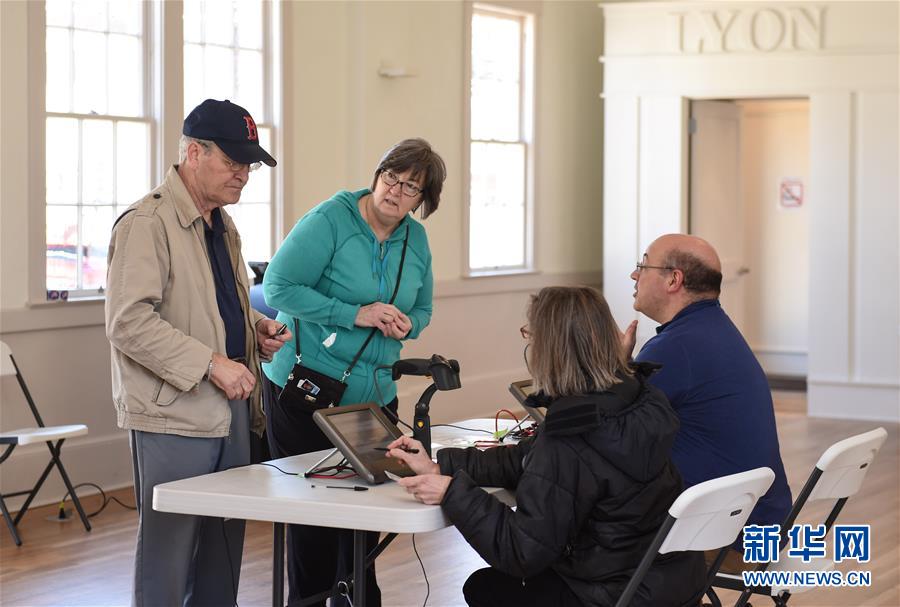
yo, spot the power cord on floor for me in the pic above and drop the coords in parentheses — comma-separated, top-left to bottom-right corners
(412, 534, 430, 607)
(57, 482, 136, 519)
(220, 518, 239, 607)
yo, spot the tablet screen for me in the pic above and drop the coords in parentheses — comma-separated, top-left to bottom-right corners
(329, 407, 396, 452)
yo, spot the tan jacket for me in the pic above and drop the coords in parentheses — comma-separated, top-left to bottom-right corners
(105, 166, 265, 438)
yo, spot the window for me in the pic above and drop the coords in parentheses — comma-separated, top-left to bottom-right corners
(40, 0, 279, 300)
(44, 0, 150, 295)
(466, 5, 535, 274)
(184, 0, 274, 271)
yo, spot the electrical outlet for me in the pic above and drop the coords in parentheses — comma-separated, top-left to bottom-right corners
(46, 508, 74, 522)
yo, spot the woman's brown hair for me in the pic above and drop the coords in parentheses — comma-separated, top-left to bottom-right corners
(526, 286, 632, 398)
(371, 138, 447, 219)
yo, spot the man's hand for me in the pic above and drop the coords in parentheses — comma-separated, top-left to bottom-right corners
(256, 318, 290, 362)
(385, 311, 412, 340)
(620, 319, 638, 360)
(397, 474, 452, 505)
(385, 436, 439, 475)
(355, 303, 403, 336)
(209, 353, 256, 400)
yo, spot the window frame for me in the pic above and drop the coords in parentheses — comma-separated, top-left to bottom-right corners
(463, 2, 537, 277)
(26, 0, 282, 304)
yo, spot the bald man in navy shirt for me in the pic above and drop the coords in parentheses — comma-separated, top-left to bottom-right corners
(622, 234, 792, 572)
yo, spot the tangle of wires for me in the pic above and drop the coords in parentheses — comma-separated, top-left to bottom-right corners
(260, 459, 358, 480)
(495, 408, 537, 441)
(57, 482, 135, 519)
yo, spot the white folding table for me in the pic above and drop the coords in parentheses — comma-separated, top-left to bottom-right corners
(153, 418, 522, 607)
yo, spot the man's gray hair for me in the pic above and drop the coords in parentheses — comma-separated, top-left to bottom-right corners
(663, 249, 723, 298)
(178, 135, 213, 163)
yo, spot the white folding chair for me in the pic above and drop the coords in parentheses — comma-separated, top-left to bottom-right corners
(0, 341, 91, 545)
(614, 467, 776, 607)
(711, 427, 888, 607)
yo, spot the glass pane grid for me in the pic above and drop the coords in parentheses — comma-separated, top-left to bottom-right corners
(184, 0, 273, 269)
(46, 1, 144, 116)
(184, 0, 266, 121)
(469, 9, 531, 273)
(45, 113, 150, 292)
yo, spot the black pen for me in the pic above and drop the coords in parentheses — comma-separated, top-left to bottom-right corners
(374, 446, 420, 454)
(274, 323, 288, 336)
(311, 485, 369, 492)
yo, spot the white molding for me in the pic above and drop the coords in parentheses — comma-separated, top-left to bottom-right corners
(808, 375, 900, 390)
(601, 50, 899, 60)
(435, 270, 601, 299)
(807, 380, 899, 423)
(0, 271, 602, 334)
(750, 344, 808, 355)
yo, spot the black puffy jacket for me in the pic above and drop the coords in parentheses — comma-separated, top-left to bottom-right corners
(438, 366, 707, 607)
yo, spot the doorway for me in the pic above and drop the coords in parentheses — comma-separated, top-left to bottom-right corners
(688, 98, 810, 390)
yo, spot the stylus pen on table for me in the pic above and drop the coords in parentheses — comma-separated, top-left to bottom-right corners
(373, 446, 419, 454)
(311, 485, 369, 491)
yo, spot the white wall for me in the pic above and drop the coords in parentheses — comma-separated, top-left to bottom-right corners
(601, 1, 899, 421)
(738, 99, 810, 376)
(0, 0, 604, 509)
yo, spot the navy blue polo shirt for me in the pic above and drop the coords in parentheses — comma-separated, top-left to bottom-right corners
(636, 299, 792, 531)
(204, 208, 246, 360)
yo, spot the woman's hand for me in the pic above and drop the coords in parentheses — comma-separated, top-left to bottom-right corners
(385, 311, 412, 340)
(355, 302, 403, 336)
(385, 436, 439, 475)
(255, 318, 291, 362)
(397, 474, 452, 505)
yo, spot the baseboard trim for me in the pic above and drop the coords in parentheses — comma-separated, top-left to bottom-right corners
(767, 375, 807, 392)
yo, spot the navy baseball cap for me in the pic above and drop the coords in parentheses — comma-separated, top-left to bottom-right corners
(183, 99, 276, 167)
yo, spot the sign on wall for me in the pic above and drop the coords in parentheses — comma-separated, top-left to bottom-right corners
(779, 178, 804, 208)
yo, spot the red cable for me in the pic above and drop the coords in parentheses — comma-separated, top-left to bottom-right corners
(494, 408, 520, 435)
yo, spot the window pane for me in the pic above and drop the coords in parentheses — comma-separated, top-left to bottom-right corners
(236, 0, 263, 49)
(72, 0, 106, 31)
(240, 165, 271, 204)
(471, 79, 520, 141)
(469, 142, 526, 269)
(108, 34, 142, 116)
(82, 119, 114, 204)
(46, 27, 72, 112)
(236, 49, 263, 121)
(183, 0, 203, 43)
(108, 0, 142, 35)
(204, 45, 236, 102)
(46, 117, 79, 204)
(183, 43, 205, 115)
(471, 13, 521, 141)
(204, 1, 234, 46)
(228, 202, 271, 268)
(80, 205, 113, 289)
(240, 126, 271, 203)
(72, 30, 108, 114)
(472, 15, 521, 80)
(116, 121, 150, 204)
(46, 206, 79, 290)
(46, 0, 72, 27)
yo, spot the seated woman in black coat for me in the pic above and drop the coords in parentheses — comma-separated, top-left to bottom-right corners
(386, 286, 707, 607)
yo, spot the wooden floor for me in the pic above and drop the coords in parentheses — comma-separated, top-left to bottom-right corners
(2, 398, 898, 607)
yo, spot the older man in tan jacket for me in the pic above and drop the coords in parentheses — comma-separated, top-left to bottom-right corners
(106, 99, 290, 607)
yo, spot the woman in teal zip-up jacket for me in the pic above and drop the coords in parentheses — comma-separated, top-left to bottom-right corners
(261, 138, 446, 607)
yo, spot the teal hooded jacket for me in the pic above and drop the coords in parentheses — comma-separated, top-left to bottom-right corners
(262, 189, 433, 406)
